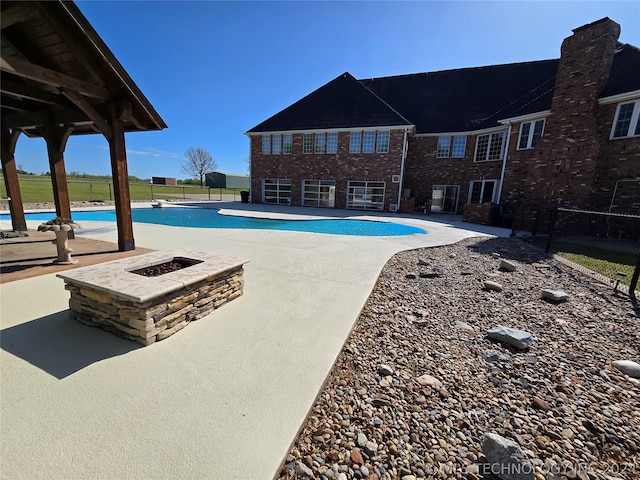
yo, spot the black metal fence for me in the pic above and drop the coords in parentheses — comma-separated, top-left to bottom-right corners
(513, 207, 640, 296)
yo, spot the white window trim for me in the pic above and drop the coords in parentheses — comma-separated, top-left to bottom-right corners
(517, 119, 545, 150)
(376, 130, 390, 153)
(302, 179, 336, 208)
(468, 179, 498, 204)
(451, 135, 466, 158)
(610, 100, 640, 139)
(261, 135, 271, 155)
(347, 181, 386, 211)
(263, 178, 292, 205)
(474, 131, 507, 162)
(436, 136, 451, 158)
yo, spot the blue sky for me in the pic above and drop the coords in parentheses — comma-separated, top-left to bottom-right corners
(13, 1, 640, 180)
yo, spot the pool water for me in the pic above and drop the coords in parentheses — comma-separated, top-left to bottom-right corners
(3, 208, 426, 237)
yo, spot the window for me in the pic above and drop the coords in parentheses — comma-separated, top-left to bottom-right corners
(437, 136, 451, 157)
(611, 100, 640, 139)
(452, 136, 466, 158)
(315, 133, 326, 154)
(437, 135, 466, 158)
(517, 119, 545, 149)
(261, 135, 271, 154)
(363, 132, 375, 153)
(347, 181, 385, 211)
(283, 134, 293, 154)
(350, 132, 362, 153)
(376, 131, 390, 153)
(303, 134, 313, 154)
(431, 185, 460, 213)
(303, 180, 335, 207)
(327, 133, 338, 154)
(468, 180, 497, 204)
(263, 179, 292, 205)
(272, 135, 282, 154)
(474, 131, 506, 162)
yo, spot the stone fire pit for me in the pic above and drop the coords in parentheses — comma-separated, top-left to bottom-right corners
(56, 250, 248, 346)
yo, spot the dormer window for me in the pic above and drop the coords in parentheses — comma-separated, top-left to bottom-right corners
(517, 119, 545, 149)
(611, 100, 640, 139)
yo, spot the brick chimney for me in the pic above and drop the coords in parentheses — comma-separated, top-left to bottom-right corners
(528, 18, 621, 207)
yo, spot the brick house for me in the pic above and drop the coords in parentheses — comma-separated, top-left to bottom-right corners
(246, 18, 639, 227)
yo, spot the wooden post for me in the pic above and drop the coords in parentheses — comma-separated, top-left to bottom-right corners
(0, 129, 27, 231)
(109, 102, 135, 251)
(44, 125, 74, 238)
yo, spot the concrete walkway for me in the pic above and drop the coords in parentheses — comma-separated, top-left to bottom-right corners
(0, 205, 510, 479)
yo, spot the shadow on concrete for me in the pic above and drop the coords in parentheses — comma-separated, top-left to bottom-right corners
(1, 310, 139, 379)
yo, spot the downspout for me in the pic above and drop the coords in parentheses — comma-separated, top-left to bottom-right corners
(496, 122, 512, 204)
(396, 128, 409, 210)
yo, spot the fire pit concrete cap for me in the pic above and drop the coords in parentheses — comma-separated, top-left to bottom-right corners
(56, 250, 248, 303)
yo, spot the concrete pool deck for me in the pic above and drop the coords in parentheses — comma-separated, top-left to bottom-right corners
(1, 204, 511, 479)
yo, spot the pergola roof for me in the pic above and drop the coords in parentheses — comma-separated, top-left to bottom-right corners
(1, 0, 167, 138)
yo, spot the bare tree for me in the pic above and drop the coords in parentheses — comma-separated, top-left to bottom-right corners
(182, 147, 217, 186)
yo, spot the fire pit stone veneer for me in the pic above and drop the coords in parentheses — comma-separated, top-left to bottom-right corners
(56, 250, 248, 346)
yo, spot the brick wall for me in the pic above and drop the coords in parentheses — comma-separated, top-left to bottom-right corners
(403, 135, 504, 213)
(250, 129, 406, 210)
(510, 18, 621, 211)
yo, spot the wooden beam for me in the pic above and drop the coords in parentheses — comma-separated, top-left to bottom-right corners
(43, 125, 74, 230)
(61, 88, 112, 140)
(0, 55, 111, 100)
(1, 77, 66, 106)
(109, 103, 135, 251)
(1, 104, 109, 130)
(0, 129, 26, 231)
(1, 5, 40, 30)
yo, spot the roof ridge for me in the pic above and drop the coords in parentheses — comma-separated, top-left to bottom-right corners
(358, 59, 559, 83)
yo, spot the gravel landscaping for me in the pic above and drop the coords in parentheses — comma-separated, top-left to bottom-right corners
(277, 236, 639, 480)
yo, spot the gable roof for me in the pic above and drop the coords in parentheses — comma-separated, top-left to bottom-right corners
(248, 38, 639, 136)
(1, 0, 167, 137)
(246, 72, 411, 133)
(360, 60, 559, 134)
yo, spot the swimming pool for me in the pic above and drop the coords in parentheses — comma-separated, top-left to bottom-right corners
(2, 208, 426, 237)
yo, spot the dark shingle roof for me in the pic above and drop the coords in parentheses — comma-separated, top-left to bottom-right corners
(602, 43, 640, 98)
(246, 72, 411, 133)
(248, 44, 639, 135)
(360, 60, 558, 134)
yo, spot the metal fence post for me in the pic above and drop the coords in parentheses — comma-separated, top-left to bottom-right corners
(545, 209, 557, 253)
(532, 208, 540, 237)
(630, 253, 640, 298)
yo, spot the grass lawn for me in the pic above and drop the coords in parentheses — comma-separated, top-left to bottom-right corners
(550, 240, 638, 287)
(1, 175, 240, 203)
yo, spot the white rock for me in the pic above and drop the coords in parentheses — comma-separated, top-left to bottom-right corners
(499, 259, 517, 272)
(415, 374, 442, 387)
(487, 326, 533, 350)
(612, 360, 640, 379)
(541, 289, 569, 302)
(484, 280, 503, 292)
(455, 320, 474, 331)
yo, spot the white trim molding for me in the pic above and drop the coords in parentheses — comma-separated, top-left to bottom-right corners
(498, 110, 551, 125)
(599, 89, 640, 106)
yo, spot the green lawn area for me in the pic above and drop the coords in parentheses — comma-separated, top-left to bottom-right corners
(0, 174, 239, 203)
(550, 240, 638, 287)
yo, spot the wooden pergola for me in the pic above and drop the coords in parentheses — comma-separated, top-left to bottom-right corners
(1, 0, 167, 251)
